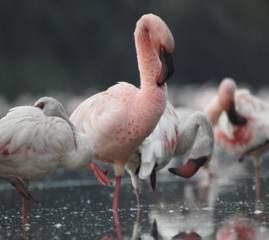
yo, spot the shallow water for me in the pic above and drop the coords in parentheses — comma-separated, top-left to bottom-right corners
(0, 169, 269, 240)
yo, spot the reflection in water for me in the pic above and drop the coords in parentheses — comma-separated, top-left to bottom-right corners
(146, 183, 214, 239)
(171, 232, 202, 240)
(0, 158, 269, 239)
(217, 215, 269, 240)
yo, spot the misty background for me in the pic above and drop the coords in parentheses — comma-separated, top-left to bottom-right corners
(0, 0, 268, 102)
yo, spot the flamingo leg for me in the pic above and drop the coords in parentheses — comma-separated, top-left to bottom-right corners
(255, 157, 262, 212)
(88, 163, 112, 186)
(113, 176, 123, 240)
(22, 197, 30, 240)
(134, 189, 141, 223)
(0, 175, 37, 202)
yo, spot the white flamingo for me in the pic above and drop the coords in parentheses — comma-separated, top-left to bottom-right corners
(0, 97, 97, 235)
(126, 102, 214, 195)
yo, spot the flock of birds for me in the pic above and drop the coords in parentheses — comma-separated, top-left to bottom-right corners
(0, 13, 269, 240)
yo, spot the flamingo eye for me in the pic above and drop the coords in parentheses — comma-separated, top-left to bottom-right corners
(35, 102, 45, 110)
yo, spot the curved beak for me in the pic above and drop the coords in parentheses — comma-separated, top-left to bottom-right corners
(158, 51, 174, 86)
(168, 156, 207, 178)
(227, 104, 247, 126)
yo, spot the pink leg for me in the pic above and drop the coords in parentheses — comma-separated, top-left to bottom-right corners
(255, 157, 262, 211)
(113, 176, 123, 240)
(22, 197, 29, 240)
(88, 163, 112, 186)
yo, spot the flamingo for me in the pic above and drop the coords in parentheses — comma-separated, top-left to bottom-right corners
(0, 97, 98, 236)
(70, 13, 175, 232)
(126, 102, 214, 195)
(213, 78, 269, 210)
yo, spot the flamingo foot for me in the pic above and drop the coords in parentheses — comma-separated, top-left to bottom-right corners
(0, 175, 38, 203)
(88, 163, 112, 186)
(113, 176, 123, 240)
(169, 157, 207, 178)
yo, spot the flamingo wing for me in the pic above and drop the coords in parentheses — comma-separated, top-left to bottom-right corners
(139, 102, 179, 179)
(217, 89, 269, 157)
(70, 84, 133, 141)
(0, 106, 75, 161)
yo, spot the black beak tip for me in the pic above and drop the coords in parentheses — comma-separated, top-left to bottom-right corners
(168, 167, 179, 176)
(159, 51, 174, 85)
(227, 105, 247, 126)
(165, 53, 174, 81)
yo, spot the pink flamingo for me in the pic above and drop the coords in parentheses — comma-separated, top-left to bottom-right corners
(70, 13, 175, 232)
(0, 97, 103, 237)
(214, 78, 269, 210)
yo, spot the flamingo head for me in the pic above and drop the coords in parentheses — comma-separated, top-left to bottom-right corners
(169, 156, 208, 179)
(34, 96, 68, 119)
(34, 97, 76, 135)
(136, 14, 175, 86)
(218, 78, 237, 111)
(218, 78, 247, 126)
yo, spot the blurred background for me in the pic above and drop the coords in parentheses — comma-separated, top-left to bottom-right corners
(0, 1, 269, 239)
(0, 0, 269, 108)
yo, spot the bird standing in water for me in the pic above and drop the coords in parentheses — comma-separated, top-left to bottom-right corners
(214, 78, 269, 210)
(126, 102, 214, 196)
(0, 97, 100, 237)
(70, 13, 175, 234)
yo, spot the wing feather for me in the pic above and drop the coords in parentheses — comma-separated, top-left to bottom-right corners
(0, 106, 74, 160)
(139, 102, 179, 178)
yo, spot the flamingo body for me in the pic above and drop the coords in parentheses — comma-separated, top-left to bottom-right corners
(70, 82, 166, 176)
(0, 105, 92, 181)
(126, 102, 214, 191)
(0, 97, 94, 235)
(215, 88, 269, 158)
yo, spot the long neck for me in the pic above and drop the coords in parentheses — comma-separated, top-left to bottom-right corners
(204, 96, 223, 126)
(132, 24, 167, 138)
(135, 25, 161, 90)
